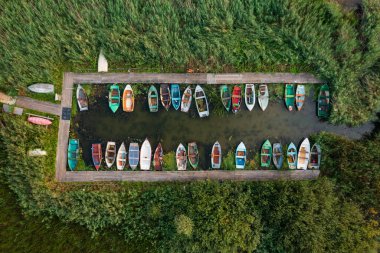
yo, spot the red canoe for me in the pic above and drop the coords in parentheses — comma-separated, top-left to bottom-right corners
(27, 116, 52, 126)
(232, 86, 242, 113)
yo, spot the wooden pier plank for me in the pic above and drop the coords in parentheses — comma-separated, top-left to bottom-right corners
(15, 96, 61, 116)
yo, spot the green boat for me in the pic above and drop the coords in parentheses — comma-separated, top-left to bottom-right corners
(220, 85, 231, 112)
(284, 84, 295, 111)
(260, 140, 272, 168)
(318, 84, 330, 118)
(67, 139, 79, 171)
(148, 85, 159, 112)
(109, 84, 120, 113)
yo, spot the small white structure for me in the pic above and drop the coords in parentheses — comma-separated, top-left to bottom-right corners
(98, 49, 108, 72)
(28, 149, 47, 157)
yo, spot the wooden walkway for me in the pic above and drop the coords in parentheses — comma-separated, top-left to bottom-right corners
(15, 96, 61, 116)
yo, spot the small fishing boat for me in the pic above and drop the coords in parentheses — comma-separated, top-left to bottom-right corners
(148, 85, 159, 112)
(297, 138, 310, 170)
(295, 85, 305, 111)
(308, 144, 321, 169)
(245, 84, 255, 111)
(105, 141, 117, 168)
(284, 84, 295, 111)
(211, 141, 222, 169)
(76, 84, 88, 111)
(272, 143, 283, 169)
(91, 143, 102, 170)
(109, 84, 120, 113)
(122, 85, 134, 112)
(261, 140, 272, 167)
(287, 142, 297, 169)
(160, 84, 171, 110)
(181, 86, 192, 112)
(258, 84, 269, 111)
(153, 143, 163, 171)
(67, 139, 79, 171)
(188, 142, 199, 169)
(28, 83, 54, 94)
(171, 84, 181, 110)
(235, 142, 246, 169)
(140, 139, 152, 171)
(128, 143, 140, 169)
(28, 116, 52, 126)
(232, 86, 242, 113)
(176, 143, 187, 171)
(194, 85, 209, 118)
(220, 85, 231, 111)
(116, 142, 127, 170)
(318, 84, 330, 119)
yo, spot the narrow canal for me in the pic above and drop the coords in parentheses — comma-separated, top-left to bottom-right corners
(73, 85, 374, 169)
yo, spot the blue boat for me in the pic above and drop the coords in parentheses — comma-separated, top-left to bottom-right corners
(171, 84, 181, 110)
(235, 142, 246, 169)
(67, 139, 79, 171)
(272, 143, 284, 169)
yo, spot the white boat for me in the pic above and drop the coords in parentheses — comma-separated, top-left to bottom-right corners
(28, 83, 54, 94)
(76, 84, 88, 111)
(308, 144, 321, 169)
(181, 86, 192, 112)
(98, 50, 108, 72)
(105, 141, 117, 168)
(245, 84, 255, 111)
(176, 143, 187, 171)
(116, 142, 127, 170)
(296, 85, 306, 111)
(211, 141, 222, 169)
(140, 139, 152, 171)
(194, 85, 209, 118)
(28, 149, 47, 157)
(235, 142, 246, 169)
(297, 138, 310, 170)
(258, 84, 269, 111)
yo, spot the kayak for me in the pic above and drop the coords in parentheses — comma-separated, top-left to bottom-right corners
(220, 85, 231, 112)
(116, 142, 127, 170)
(211, 141, 222, 169)
(109, 84, 120, 113)
(148, 85, 159, 112)
(308, 144, 321, 169)
(318, 84, 330, 118)
(272, 143, 283, 169)
(188, 142, 199, 169)
(232, 86, 242, 113)
(258, 84, 269, 111)
(160, 84, 171, 110)
(181, 86, 192, 112)
(235, 142, 246, 169)
(284, 84, 295, 111)
(261, 140, 272, 167)
(245, 84, 255, 111)
(297, 138, 310, 170)
(287, 142, 297, 169)
(295, 85, 305, 111)
(176, 143, 187, 171)
(194, 85, 209, 118)
(91, 143, 102, 170)
(67, 139, 79, 171)
(76, 84, 88, 111)
(122, 85, 134, 112)
(140, 139, 152, 171)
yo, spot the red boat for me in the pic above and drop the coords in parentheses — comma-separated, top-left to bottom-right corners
(231, 86, 242, 113)
(91, 143, 102, 170)
(153, 143, 163, 171)
(27, 116, 52, 126)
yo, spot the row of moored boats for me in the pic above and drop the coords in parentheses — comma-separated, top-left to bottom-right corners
(67, 138, 321, 171)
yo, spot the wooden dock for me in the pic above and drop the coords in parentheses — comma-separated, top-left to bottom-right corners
(15, 96, 61, 116)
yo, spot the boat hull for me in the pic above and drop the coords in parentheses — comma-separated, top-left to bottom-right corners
(261, 140, 272, 167)
(284, 84, 295, 111)
(245, 84, 255, 111)
(176, 144, 187, 171)
(181, 86, 192, 112)
(211, 141, 222, 169)
(297, 138, 310, 170)
(194, 85, 209, 118)
(258, 85, 269, 111)
(140, 139, 152, 171)
(235, 142, 246, 169)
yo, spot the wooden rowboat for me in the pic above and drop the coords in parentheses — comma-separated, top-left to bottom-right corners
(122, 85, 134, 112)
(76, 84, 88, 111)
(211, 141, 222, 169)
(140, 139, 152, 171)
(272, 143, 283, 169)
(261, 140, 272, 167)
(245, 84, 255, 111)
(318, 84, 330, 118)
(220, 85, 231, 112)
(308, 144, 321, 169)
(160, 84, 171, 111)
(171, 84, 181, 110)
(105, 142, 116, 168)
(287, 142, 297, 169)
(194, 85, 209, 118)
(235, 142, 246, 169)
(148, 85, 159, 112)
(258, 84, 269, 111)
(296, 85, 305, 111)
(28, 83, 54, 94)
(153, 143, 163, 171)
(109, 84, 120, 113)
(176, 143, 187, 171)
(284, 84, 295, 111)
(91, 143, 102, 170)
(188, 142, 199, 169)
(28, 116, 52, 126)
(67, 139, 79, 171)
(116, 142, 127, 170)
(297, 138, 310, 170)
(128, 143, 139, 170)
(181, 86, 192, 112)
(232, 86, 242, 113)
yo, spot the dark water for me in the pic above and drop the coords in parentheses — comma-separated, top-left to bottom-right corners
(74, 85, 374, 169)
